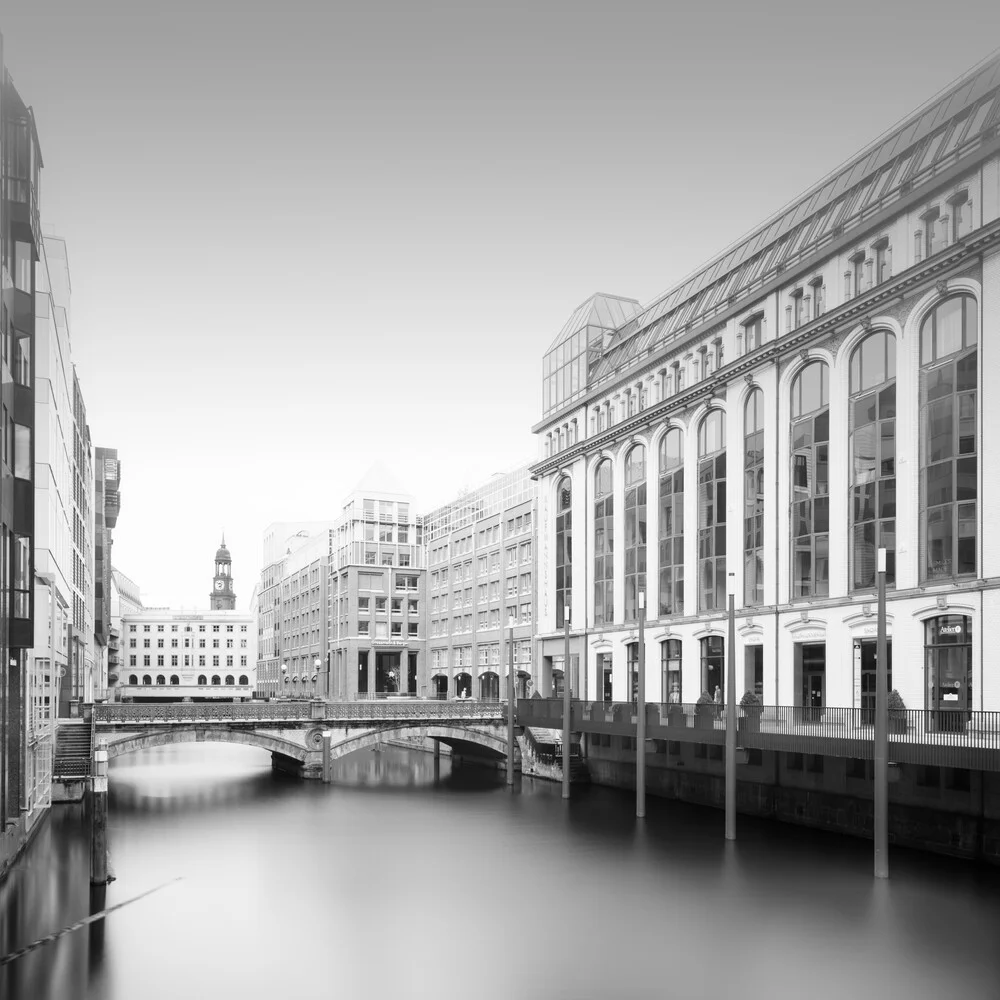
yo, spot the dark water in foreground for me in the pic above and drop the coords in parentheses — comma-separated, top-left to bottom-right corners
(2, 744, 1000, 1000)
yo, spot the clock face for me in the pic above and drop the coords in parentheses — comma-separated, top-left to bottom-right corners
(215, 580, 224, 590)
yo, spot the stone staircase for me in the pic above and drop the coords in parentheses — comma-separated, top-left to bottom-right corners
(53, 720, 93, 779)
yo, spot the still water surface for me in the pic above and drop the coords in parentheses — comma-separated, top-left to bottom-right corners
(2, 743, 1000, 1000)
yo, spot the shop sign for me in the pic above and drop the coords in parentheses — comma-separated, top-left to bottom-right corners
(938, 624, 963, 636)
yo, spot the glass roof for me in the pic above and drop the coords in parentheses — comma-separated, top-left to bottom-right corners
(585, 52, 1000, 386)
(546, 293, 642, 353)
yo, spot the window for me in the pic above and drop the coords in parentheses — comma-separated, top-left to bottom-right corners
(744, 389, 765, 606)
(658, 428, 684, 616)
(850, 251, 866, 298)
(792, 289, 805, 329)
(624, 445, 647, 622)
(743, 314, 764, 354)
(950, 191, 972, 242)
(661, 639, 682, 703)
(850, 331, 896, 589)
(923, 207, 942, 258)
(697, 410, 727, 612)
(556, 476, 573, 628)
(13, 423, 31, 479)
(873, 239, 891, 287)
(594, 460, 614, 626)
(13, 534, 30, 618)
(790, 362, 830, 598)
(920, 295, 978, 581)
(810, 278, 825, 319)
(701, 635, 725, 700)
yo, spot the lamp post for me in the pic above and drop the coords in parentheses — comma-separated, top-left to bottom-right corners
(507, 615, 515, 787)
(874, 546, 888, 879)
(562, 606, 571, 801)
(636, 590, 646, 819)
(281, 663, 287, 699)
(313, 657, 322, 700)
(725, 571, 736, 841)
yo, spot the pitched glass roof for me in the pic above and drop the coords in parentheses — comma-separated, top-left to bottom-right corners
(545, 293, 642, 353)
(586, 52, 1000, 386)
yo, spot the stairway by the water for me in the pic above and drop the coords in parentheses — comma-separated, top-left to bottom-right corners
(53, 721, 92, 779)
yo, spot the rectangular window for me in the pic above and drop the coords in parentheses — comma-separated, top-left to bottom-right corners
(13, 423, 31, 479)
(743, 315, 764, 353)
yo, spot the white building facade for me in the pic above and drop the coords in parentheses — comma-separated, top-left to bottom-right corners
(533, 54, 1000, 726)
(119, 608, 257, 701)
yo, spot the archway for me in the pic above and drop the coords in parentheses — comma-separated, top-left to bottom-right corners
(479, 671, 499, 701)
(455, 672, 472, 699)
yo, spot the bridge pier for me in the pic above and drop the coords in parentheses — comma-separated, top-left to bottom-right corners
(90, 742, 111, 885)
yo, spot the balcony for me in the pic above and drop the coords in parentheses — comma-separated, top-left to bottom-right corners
(3, 94, 42, 250)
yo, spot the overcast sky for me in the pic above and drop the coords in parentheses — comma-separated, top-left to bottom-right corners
(3, 1, 999, 607)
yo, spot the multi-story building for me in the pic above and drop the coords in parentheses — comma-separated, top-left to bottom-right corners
(533, 52, 1000, 724)
(67, 367, 94, 715)
(1, 36, 44, 875)
(93, 445, 120, 700)
(119, 541, 255, 700)
(108, 566, 142, 698)
(424, 466, 536, 699)
(328, 467, 425, 699)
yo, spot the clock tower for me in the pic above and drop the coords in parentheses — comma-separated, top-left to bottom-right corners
(210, 534, 236, 610)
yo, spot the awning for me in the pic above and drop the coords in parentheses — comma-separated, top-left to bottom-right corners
(526, 727, 563, 747)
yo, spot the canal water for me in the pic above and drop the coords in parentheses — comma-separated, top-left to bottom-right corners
(2, 743, 1000, 1000)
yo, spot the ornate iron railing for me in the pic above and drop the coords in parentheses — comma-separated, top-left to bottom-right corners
(517, 699, 1000, 771)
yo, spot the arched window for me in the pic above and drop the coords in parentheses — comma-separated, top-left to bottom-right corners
(128, 674, 138, 685)
(239, 674, 249, 685)
(919, 295, 978, 581)
(744, 389, 765, 606)
(225, 674, 235, 685)
(697, 410, 727, 611)
(661, 639, 682, 703)
(658, 429, 684, 617)
(790, 362, 830, 597)
(156, 675, 166, 685)
(624, 445, 646, 622)
(169, 674, 179, 685)
(849, 331, 896, 589)
(211, 675, 221, 685)
(555, 477, 572, 628)
(197, 674, 207, 685)
(594, 459, 614, 626)
(142, 675, 152, 685)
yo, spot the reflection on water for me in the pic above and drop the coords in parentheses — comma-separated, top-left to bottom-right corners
(2, 742, 1000, 1000)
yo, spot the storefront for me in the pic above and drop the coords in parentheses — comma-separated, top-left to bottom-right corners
(924, 615, 972, 731)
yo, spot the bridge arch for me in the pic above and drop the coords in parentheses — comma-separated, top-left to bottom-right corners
(104, 727, 309, 762)
(328, 724, 518, 763)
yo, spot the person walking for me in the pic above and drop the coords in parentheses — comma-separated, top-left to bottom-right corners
(714, 685, 723, 720)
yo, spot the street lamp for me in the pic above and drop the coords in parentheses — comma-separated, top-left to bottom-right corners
(313, 657, 322, 700)
(281, 663, 288, 698)
(507, 614, 516, 787)
(562, 605, 571, 801)
(636, 590, 646, 819)
(875, 546, 889, 879)
(725, 571, 736, 841)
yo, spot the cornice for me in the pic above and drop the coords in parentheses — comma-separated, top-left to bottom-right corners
(530, 222, 999, 480)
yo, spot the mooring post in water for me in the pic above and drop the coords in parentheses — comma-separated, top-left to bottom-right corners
(725, 572, 736, 842)
(636, 591, 646, 819)
(90, 741, 109, 885)
(562, 609, 571, 801)
(507, 616, 515, 787)
(321, 731, 332, 784)
(874, 547, 889, 879)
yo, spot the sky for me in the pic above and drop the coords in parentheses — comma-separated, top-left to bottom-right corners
(2, 0, 999, 607)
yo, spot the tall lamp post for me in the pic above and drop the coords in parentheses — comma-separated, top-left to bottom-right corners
(562, 606, 571, 801)
(636, 590, 646, 819)
(281, 663, 287, 699)
(874, 547, 889, 879)
(507, 615, 515, 787)
(725, 571, 736, 841)
(313, 657, 322, 700)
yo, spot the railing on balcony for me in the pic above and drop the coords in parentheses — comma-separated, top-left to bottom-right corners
(517, 699, 1000, 771)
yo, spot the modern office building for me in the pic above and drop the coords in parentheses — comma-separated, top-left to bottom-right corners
(93, 446, 120, 700)
(424, 466, 537, 699)
(533, 52, 1000, 724)
(67, 367, 94, 714)
(0, 37, 45, 876)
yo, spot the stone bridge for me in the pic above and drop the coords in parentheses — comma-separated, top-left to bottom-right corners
(90, 700, 523, 779)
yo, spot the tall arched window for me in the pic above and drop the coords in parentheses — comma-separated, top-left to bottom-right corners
(744, 389, 765, 606)
(211, 675, 221, 685)
(698, 410, 726, 611)
(594, 459, 614, 626)
(658, 429, 684, 616)
(790, 362, 830, 597)
(169, 674, 180, 685)
(239, 674, 249, 685)
(850, 331, 896, 589)
(197, 675, 207, 685)
(919, 294, 978, 581)
(555, 477, 572, 628)
(624, 445, 646, 622)
(661, 638, 682, 703)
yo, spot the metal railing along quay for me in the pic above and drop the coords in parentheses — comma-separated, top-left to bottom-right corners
(516, 699, 1000, 772)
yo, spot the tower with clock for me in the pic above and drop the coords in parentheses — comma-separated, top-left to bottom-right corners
(210, 534, 236, 610)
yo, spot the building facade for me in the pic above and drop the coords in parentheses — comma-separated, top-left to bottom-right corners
(1, 37, 44, 875)
(108, 566, 142, 697)
(424, 466, 537, 700)
(93, 445, 120, 701)
(533, 53, 1000, 725)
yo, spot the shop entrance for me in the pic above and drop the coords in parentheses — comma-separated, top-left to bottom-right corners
(407, 653, 417, 694)
(375, 652, 400, 693)
(432, 675, 448, 699)
(455, 671, 472, 698)
(743, 645, 763, 699)
(925, 615, 972, 732)
(479, 671, 499, 700)
(857, 639, 892, 724)
(796, 643, 825, 722)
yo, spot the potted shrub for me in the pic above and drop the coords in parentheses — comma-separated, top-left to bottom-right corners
(739, 690, 763, 733)
(887, 689, 908, 735)
(695, 691, 715, 730)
